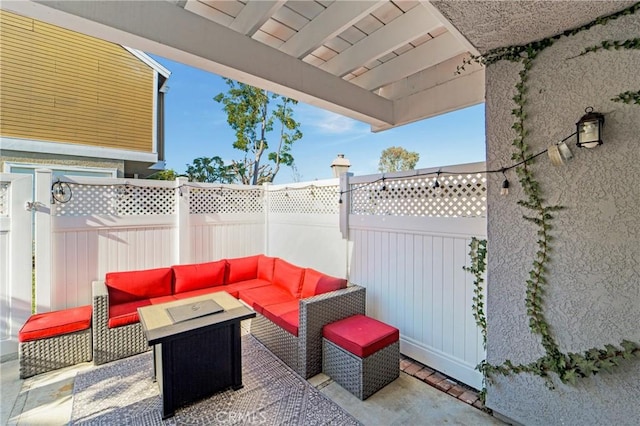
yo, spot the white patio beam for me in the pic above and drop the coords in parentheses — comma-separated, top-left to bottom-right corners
(321, 5, 441, 77)
(183, 0, 233, 27)
(419, 0, 480, 56)
(4, 0, 394, 127)
(230, 0, 286, 36)
(373, 67, 485, 132)
(279, 0, 385, 59)
(351, 32, 466, 91)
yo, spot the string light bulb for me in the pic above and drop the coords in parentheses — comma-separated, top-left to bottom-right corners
(500, 170, 510, 196)
(433, 171, 442, 194)
(381, 177, 387, 192)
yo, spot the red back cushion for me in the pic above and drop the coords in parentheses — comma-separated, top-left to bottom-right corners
(301, 268, 347, 298)
(227, 256, 260, 284)
(105, 267, 173, 305)
(257, 255, 276, 281)
(173, 260, 227, 294)
(272, 258, 305, 298)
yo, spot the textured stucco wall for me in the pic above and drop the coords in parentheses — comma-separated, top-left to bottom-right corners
(485, 13, 640, 425)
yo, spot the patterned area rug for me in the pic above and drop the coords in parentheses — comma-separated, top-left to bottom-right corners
(71, 335, 360, 425)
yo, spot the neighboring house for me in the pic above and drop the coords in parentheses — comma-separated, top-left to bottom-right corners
(0, 10, 170, 179)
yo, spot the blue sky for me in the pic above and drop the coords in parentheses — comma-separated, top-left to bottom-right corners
(152, 55, 486, 184)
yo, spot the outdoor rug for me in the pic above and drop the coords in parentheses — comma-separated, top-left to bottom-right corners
(70, 335, 360, 425)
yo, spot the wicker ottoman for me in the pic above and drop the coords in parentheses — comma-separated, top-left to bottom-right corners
(322, 314, 399, 400)
(18, 305, 92, 379)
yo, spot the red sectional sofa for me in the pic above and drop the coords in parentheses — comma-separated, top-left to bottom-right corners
(92, 255, 365, 378)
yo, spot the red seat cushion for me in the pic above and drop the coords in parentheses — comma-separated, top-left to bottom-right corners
(272, 259, 305, 298)
(273, 310, 300, 337)
(257, 255, 276, 281)
(150, 295, 177, 305)
(173, 287, 224, 300)
(106, 267, 173, 305)
(238, 286, 297, 314)
(18, 305, 92, 342)
(262, 300, 299, 320)
(224, 279, 271, 299)
(227, 256, 260, 284)
(262, 300, 300, 336)
(300, 268, 347, 298)
(108, 299, 151, 328)
(323, 314, 399, 358)
(173, 260, 227, 293)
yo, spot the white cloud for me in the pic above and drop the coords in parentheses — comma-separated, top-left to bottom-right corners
(297, 105, 368, 135)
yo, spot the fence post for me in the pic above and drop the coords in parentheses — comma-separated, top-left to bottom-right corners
(34, 169, 52, 313)
(339, 172, 352, 239)
(263, 182, 270, 256)
(175, 177, 190, 264)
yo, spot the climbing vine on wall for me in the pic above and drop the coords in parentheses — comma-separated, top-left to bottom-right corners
(611, 90, 640, 104)
(463, 237, 487, 349)
(462, 2, 640, 390)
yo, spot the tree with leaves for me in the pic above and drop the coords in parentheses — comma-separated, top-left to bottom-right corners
(378, 146, 420, 173)
(147, 169, 179, 181)
(185, 156, 237, 183)
(214, 79, 302, 185)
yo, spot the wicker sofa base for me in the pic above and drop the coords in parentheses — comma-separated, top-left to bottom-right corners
(19, 328, 92, 379)
(251, 313, 299, 373)
(323, 339, 399, 400)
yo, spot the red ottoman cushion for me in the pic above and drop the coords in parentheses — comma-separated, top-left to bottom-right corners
(18, 305, 92, 342)
(323, 314, 399, 358)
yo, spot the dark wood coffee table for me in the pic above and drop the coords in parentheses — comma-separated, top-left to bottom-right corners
(138, 291, 256, 419)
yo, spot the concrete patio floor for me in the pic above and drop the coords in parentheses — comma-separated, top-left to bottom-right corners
(1, 322, 502, 425)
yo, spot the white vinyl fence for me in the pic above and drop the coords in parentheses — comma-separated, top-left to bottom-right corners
(0, 173, 32, 358)
(345, 163, 487, 389)
(32, 171, 343, 312)
(6, 164, 486, 389)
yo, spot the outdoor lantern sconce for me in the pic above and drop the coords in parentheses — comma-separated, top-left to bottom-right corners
(576, 107, 604, 149)
(330, 154, 351, 177)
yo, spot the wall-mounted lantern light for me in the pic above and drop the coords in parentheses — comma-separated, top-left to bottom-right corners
(576, 107, 604, 149)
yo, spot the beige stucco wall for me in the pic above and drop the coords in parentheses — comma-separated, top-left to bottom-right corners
(485, 12, 640, 425)
(0, 151, 124, 177)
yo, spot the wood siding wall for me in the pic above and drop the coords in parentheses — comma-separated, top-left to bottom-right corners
(0, 10, 154, 152)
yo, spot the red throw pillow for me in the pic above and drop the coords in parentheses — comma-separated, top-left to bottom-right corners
(272, 258, 305, 298)
(301, 268, 347, 298)
(257, 255, 276, 281)
(105, 267, 173, 305)
(173, 260, 227, 293)
(226, 256, 260, 284)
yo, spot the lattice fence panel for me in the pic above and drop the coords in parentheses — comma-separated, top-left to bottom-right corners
(189, 187, 264, 214)
(350, 174, 486, 217)
(269, 185, 339, 214)
(53, 184, 176, 216)
(0, 183, 9, 217)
